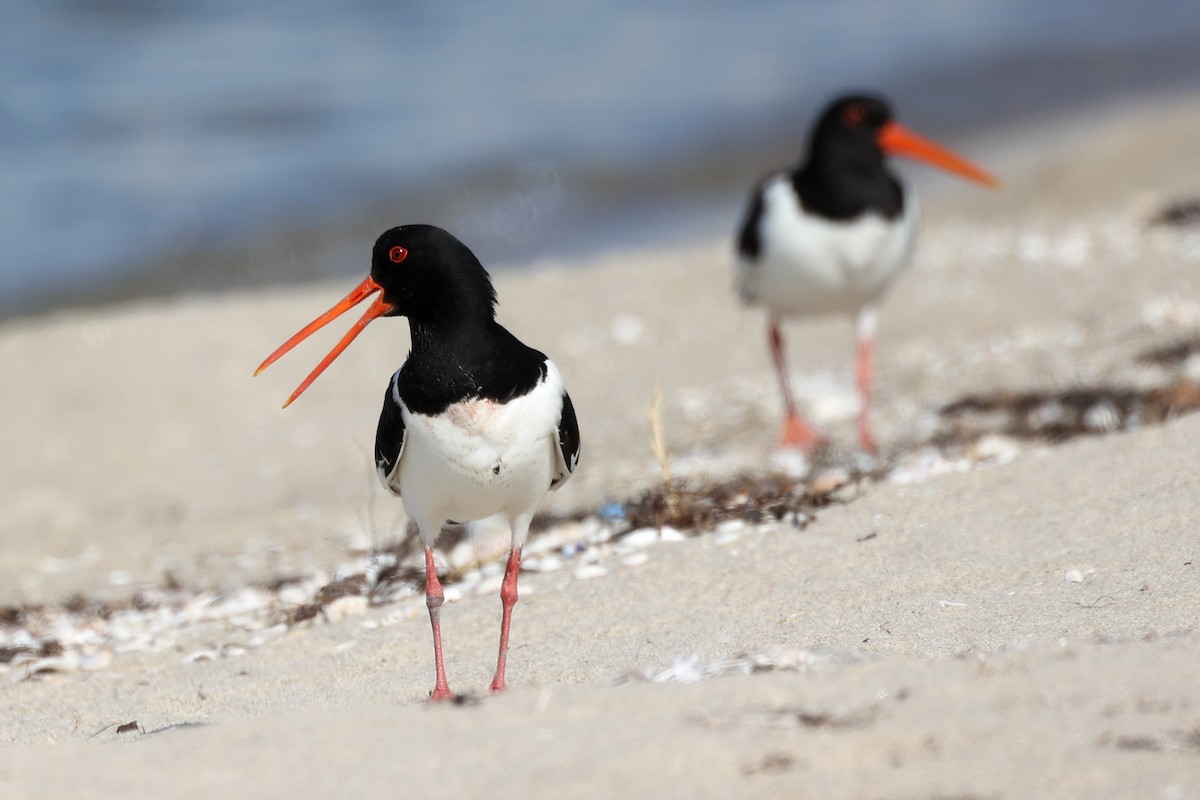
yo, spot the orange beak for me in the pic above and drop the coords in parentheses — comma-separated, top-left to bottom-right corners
(877, 122, 998, 188)
(255, 276, 393, 408)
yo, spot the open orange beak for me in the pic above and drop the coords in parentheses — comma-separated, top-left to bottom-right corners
(877, 122, 998, 188)
(255, 276, 394, 408)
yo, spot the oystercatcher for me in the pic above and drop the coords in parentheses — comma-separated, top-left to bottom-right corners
(256, 224, 581, 701)
(736, 93, 996, 454)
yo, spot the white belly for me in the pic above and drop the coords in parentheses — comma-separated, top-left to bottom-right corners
(739, 175, 919, 318)
(392, 367, 563, 539)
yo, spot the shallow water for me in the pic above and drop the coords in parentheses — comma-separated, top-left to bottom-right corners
(3, 0, 1200, 317)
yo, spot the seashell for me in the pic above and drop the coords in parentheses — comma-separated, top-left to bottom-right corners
(572, 563, 608, 581)
(968, 434, 1021, 465)
(715, 530, 741, 546)
(182, 649, 220, 664)
(474, 575, 504, 597)
(659, 527, 687, 543)
(522, 554, 563, 573)
(621, 528, 658, 549)
(323, 595, 368, 623)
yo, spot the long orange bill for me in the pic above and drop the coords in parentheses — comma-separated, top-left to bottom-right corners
(255, 276, 393, 408)
(877, 122, 998, 188)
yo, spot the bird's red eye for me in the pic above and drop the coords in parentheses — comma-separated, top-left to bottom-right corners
(843, 104, 865, 126)
(389, 246, 408, 263)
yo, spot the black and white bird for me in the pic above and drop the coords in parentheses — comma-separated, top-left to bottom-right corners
(736, 93, 996, 454)
(256, 224, 580, 702)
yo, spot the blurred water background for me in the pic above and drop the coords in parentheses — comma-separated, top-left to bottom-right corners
(3, 0, 1200, 318)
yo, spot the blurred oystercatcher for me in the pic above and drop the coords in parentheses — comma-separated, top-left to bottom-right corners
(256, 224, 581, 701)
(736, 93, 996, 454)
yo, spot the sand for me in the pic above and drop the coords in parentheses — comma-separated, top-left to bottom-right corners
(2, 92, 1199, 799)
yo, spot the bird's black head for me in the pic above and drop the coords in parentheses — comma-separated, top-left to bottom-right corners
(255, 223, 499, 407)
(806, 93, 895, 174)
(369, 224, 498, 325)
(803, 91, 996, 189)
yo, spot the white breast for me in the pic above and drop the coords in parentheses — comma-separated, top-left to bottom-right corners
(394, 361, 566, 542)
(738, 175, 919, 318)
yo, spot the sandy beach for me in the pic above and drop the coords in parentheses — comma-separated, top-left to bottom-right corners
(2, 92, 1200, 798)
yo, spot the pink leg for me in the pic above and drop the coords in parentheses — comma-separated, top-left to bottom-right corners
(855, 309, 877, 454)
(769, 319, 821, 452)
(423, 546, 453, 702)
(489, 547, 522, 693)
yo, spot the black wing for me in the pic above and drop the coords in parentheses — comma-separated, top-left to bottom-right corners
(735, 180, 767, 261)
(374, 372, 407, 495)
(551, 389, 580, 491)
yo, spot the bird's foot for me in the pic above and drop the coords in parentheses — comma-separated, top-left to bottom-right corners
(428, 683, 455, 703)
(778, 415, 823, 454)
(857, 417, 877, 456)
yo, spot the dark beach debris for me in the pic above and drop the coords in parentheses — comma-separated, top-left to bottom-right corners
(282, 572, 377, 625)
(341, 524, 464, 598)
(1149, 197, 1200, 228)
(705, 699, 886, 740)
(140, 722, 210, 737)
(449, 692, 482, 707)
(281, 559, 425, 626)
(2, 572, 191, 639)
(939, 379, 1200, 444)
(527, 507, 595, 535)
(529, 469, 859, 539)
(366, 560, 425, 605)
(284, 602, 322, 626)
(792, 704, 882, 730)
(1115, 734, 1162, 752)
(63, 593, 116, 620)
(265, 573, 312, 593)
(742, 752, 796, 776)
(115, 721, 140, 735)
(1071, 595, 1118, 610)
(1137, 337, 1200, 366)
(1109, 727, 1200, 754)
(0, 639, 64, 665)
(619, 471, 853, 533)
(314, 573, 368, 605)
(0, 646, 31, 665)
